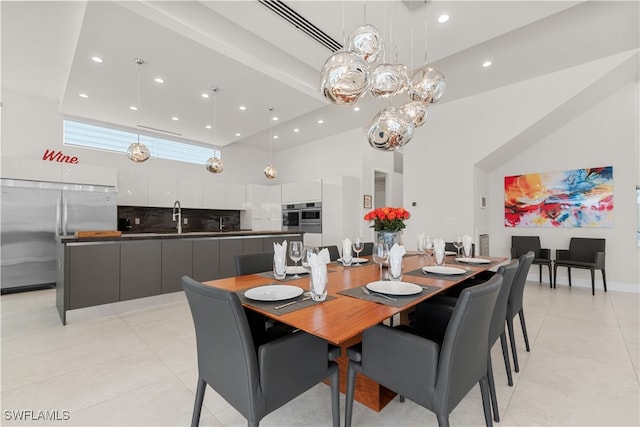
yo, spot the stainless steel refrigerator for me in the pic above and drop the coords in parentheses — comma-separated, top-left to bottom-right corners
(1, 178, 117, 293)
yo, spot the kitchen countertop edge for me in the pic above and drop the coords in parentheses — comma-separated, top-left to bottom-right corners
(57, 230, 303, 243)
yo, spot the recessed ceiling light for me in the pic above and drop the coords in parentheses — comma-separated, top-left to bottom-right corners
(293, 128, 299, 133)
(239, 105, 246, 111)
(201, 93, 209, 99)
(205, 125, 212, 129)
(272, 116, 279, 121)
(154, 77, 164, 84)
(171, 117, 179, 121)
(79, 93, 88, 98)
(91, 56, 103, 63)
(273, 135, 279, 139)
(317, 119, 324, 124)
(437, 14, 450, 24)
(129, 106, 138, 111)
(235, 133, 241, 137)
(353, 106, 360, 111)
(482, 60, 492, 68)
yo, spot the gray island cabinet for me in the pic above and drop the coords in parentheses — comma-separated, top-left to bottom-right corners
(56, 231, 302, 324)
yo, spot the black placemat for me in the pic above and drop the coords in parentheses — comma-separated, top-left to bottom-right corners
(256, 271, 309, 282)
(405, 267, 476, 282)
(238, 286, 336, 316)
(337, 284, 439, 308)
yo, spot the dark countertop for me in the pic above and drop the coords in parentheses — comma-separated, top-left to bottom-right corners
(57, 230, 303, 244)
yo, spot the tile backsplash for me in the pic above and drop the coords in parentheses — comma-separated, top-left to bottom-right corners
(117, 206, 241, 233)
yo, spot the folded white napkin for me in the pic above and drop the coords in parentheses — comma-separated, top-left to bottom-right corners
(309, 248, 330, 294)
(341, 238, 353, 261)
(434, 238, 445, 263)
(273, 240, 287, 274)
(462, 235, 473, 256)
(388, 243, 406, 278)
(417, 233, 425, 252)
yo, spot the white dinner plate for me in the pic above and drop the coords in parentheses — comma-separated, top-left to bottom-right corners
(337, 257, 369, 264)
(455, 257, 491, 264)
(422, 266, 467, 275)
(445, 251, 457, 256)
(366, 281, 423, 296)
(244, 285, 303, 301)
(286, 266, 308, 275)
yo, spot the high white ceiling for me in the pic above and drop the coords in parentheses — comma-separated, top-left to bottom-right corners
(2, 1, 638, 152)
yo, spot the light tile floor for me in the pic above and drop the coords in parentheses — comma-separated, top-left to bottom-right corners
(1, 283, 638, 426)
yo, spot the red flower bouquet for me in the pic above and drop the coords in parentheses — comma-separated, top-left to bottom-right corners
(363, 207, 411, 232)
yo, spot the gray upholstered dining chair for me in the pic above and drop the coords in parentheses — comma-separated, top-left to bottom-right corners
(506, 252, 534, 373)
(344, 275, 503, 427)
(322, 245, 340, 261)
(235, 252, 273, 275)
(359, 242, 374, 256)
(554, 237, 606, 295)
(511, 236, 552, 286)
(182, 276, 340, 427)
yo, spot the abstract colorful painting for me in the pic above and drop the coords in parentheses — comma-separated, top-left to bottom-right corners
(505, 166, 614, 228)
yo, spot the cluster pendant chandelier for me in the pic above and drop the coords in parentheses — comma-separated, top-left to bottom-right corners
(205, 87, 224, 174)
(264, 107, 277, 179)
(320, 5, 446, 151)
(127, 58, 151, 162)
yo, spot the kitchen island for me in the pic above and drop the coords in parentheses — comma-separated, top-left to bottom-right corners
(56, 231, 302, 324)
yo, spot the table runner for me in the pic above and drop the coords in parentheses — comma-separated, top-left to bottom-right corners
(404, 267, 477, 282)
(238, 286, 336, 316)
(338, 284, 439, 308)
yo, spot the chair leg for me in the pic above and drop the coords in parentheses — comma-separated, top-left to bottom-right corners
(500, 332, 513, 386)
(479, 376, 494, 427)
(345, 362, 358, 427)
(547, 264, 553, 288)
(436, 413, 450, 427)
(328, 364, 340, 427)
(602, 269, 607, 292)
(191, 377, 206, 427)
(538, 264, 542, 283)
(519, 309, 530, 352)
(590, 269, 595, 296)
(507, 318, 519, 372)
(553, 264, 558, 288)
(567, 267, 572, 287)
(487, 356, 500, 422)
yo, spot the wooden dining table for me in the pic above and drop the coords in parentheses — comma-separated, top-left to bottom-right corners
(202, 253, 506, 412)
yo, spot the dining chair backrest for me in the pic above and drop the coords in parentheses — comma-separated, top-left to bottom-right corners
(488, 260, 519, 345)
(511, 236, 542, 258)
(235, 252, 273, 276)
(322, 245, 340, 261)
(445, 242, 475, 257)
(435, 274, 502, 413)
(507, 252, 534, 317)
(568, 238, 605, 264)
(182, 276, 263, 418)
(360, 242, 374, 256)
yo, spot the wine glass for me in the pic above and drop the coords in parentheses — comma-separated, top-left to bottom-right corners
(301, 246, 318, 273)
(288, 241, 303, 278)
(372, 243, 389, 281)
(423, 236, 434, 261)
(352, 237, 364, 265)
(453, 235, 463, 257)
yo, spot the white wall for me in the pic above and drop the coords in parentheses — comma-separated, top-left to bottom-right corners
(489, 81, 639, 292)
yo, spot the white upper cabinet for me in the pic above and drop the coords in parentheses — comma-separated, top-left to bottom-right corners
(281, 179, 321, 203)
(203, 181, 226, 209)
(117, 172, 149, 206)
(178, 178, 204, 208)
(225, 183, 246, 210)
(148, 175, 178, 207)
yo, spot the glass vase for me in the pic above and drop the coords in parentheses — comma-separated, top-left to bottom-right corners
(376, 231, 403, 248)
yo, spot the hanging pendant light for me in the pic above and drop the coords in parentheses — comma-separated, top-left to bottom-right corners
(205, 87, 224, 174)
(127, 58, 151, 163)
(264, 107, 277, 179)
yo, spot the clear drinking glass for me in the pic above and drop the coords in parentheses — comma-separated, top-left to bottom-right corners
(273, 258, 286, 280)
(372, 243, 389, 281)
(423, 236, 434, 260)
(389, 256, 402, 281)
(453, 235, 463, 257)
(288, 241, 303, 278)
(352, 237, 364, 265)
(417, 236, 425, 255)
(301, 246, 319, 273)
